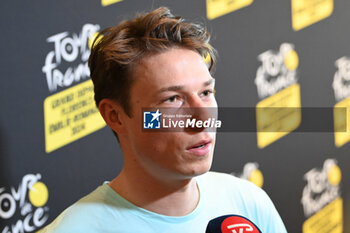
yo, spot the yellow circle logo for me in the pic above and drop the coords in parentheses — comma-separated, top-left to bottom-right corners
(28, 182, 49, 207)
(249, 169, 264, 188)
(328, 165, 342, 186)
(284, 50, 299, 71)
(203, 52, 211, 65)
(88, 32, 102, 49)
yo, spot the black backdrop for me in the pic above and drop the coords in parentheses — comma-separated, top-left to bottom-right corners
(1, 1, 349, 232)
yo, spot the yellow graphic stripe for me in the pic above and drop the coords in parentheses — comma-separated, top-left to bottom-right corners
(101, 0, 123, 7)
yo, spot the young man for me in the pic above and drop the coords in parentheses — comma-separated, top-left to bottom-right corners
(43, 7, 287, 233)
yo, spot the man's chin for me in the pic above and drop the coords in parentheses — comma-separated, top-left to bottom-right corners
(181, 164, 212, 179)
(192, 169, 210, 177)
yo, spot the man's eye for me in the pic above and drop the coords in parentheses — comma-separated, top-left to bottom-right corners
(201, 89, 215, 97)
(164, 96, 179, 103)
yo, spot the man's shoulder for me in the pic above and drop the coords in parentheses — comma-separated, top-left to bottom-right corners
(199, 172, 287, 233)
(43, 184, 118, 233)
(198, 171, 270, 204)
(199, 171, 263, 191)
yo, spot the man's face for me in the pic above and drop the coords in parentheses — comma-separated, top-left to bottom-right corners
(122, 48, 217, 180)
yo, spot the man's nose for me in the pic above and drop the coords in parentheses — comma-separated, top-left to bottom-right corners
(188, 94, 217, 116)
(185, 95, 215, 132)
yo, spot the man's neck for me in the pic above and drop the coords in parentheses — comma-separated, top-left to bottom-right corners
(108, 166, 200, 216)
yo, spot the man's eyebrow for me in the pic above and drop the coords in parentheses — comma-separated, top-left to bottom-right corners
(204, 78, 215, 87)
(158, 85, 184, 93)
(158, 78, 216, 93)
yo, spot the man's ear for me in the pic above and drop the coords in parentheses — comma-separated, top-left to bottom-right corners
(98, 99, 127, 135)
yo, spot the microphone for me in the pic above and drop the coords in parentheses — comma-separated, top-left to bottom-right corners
(205, 215, 261, 233)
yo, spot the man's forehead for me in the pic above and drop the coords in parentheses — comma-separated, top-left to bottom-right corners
(129, 48, 212, 94)
(157, 78, 215, 93)
(137, 48, 204, 68)
(143, 50, 207, 70)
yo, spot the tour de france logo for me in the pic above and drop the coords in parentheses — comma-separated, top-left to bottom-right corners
(42, 23, 100, 92)
(232, 162, 264, 188)
(255, 43, 299, 99)
(333, 56, 350, 102)
(0, 174, 49, 233)
(301, 159, 341, 217)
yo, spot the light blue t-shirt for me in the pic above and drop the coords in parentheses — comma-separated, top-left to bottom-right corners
(43, 172, 287, 233)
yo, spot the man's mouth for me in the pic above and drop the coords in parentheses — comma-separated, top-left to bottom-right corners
(186, 139, 213, 156)
(188, 139, 211, 149)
